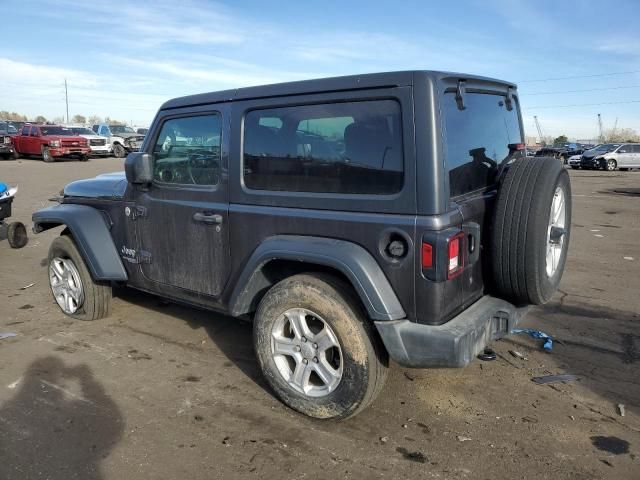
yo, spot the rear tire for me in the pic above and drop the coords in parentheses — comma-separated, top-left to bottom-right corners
(491, 157, 571, 305)
(42, 146, 54, 163)
(48, 235, 112, 320)
(253, 273, 388, 419)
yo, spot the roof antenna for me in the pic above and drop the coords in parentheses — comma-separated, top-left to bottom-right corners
(455, 80, 466, 110)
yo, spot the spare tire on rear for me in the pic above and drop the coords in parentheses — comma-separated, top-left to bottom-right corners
(491, 157, 571, 305)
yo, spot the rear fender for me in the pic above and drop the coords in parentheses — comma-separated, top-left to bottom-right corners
(229, 235, 405, 321)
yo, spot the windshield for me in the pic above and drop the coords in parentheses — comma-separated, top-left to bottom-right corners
(593, 144, 620, 152)
(40, 126, 74, 136)
(110, 125, 135, 134)
(0, 121, 7, 133)
(70, 127, 95, 135)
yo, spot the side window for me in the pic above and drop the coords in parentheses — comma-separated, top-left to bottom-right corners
(22, 126, 30, 136)
(243, 100, 403, 194)
(443, 92, 523, 197)
(633, 145, 640, 153)
(30, 127, 39, 137)
(152, 114, 222, 186)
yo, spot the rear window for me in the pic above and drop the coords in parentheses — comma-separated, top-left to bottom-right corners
(443, 92, 522, 197)
(243, 100, 403, 195)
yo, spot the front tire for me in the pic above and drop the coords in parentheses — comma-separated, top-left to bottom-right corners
(42, 146, 54, 163)
(605, 159, 617, 171)
(113, 144, 126, 158)
(48, 235, 112, 320)
(253, 273, 388, 419)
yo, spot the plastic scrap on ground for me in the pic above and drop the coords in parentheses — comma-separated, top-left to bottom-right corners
(0, 332, 17, 340)
(512, 328, 553, 351)
(531, 374, 578, 385)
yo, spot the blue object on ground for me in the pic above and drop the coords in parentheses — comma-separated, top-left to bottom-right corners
(511, 328, 553, 351)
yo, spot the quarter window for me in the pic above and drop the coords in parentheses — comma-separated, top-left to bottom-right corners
(22, 126, 30, 136)
(152, 114, 222, 186)
(243, 100, 403, 194)
(443, 92, 523, 197)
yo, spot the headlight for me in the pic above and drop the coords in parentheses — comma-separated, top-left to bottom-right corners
(49, 140, 60, 147)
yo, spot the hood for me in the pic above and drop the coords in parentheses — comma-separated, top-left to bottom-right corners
(116, 132, 144, 140)
(78, 134, 108, 141)
(63, 171, 127, 200)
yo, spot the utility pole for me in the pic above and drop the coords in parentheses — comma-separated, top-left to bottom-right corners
(597, 113, 604, 142)
(64, 79, 69, 124)
(612, 117, 618, 136)
(534, 116, 544, 145)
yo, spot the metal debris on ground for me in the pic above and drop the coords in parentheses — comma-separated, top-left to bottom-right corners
(456, 435, 472, 442)
(509, 350, 528, 360)
(477, 348, 497, 361)
(617, 404, 625, 417)
(20, 283, 35, 290)
(512, 328, 553, 351)
(0, 332, 17, 340)
(531, 374, 578, 385)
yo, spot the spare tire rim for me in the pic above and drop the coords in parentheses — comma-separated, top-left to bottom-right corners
(271, 308, 343, 398)
(546, 187, 566, 277)
(49, 257, 84, 314)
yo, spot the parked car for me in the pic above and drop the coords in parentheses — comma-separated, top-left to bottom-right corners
(136, 127, 149, 135)
(12, 124, 90, 162)
(580, 143, 622, 170)
(0, 121, 17, 159)
(536, 143, 590, 163)
(567, 154, 582, 168)
(68, 126, 111, 157)
(33, 71, 571, 419)
(92, 124, 145, 158)
(581, 143, 640, 171)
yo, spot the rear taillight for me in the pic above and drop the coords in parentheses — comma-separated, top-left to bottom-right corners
(421, 242, 433, 269)
(447, 232, 465, 279)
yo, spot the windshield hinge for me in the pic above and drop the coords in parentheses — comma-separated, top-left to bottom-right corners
(455, 80, 467, 110)
(126, 205, 147, 221)
(505, 87, 514, 111)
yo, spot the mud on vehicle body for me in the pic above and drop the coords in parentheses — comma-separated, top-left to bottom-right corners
(33, 71, 571, 419)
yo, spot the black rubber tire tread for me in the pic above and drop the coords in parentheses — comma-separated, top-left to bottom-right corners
(491, 157, 571, 305)
(48, 235, 112, 320)
(253, 273, 388, 420)
(12, 149, 20, 160)
(7, 222, 28, 248)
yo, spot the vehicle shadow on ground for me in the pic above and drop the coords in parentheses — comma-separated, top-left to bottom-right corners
(0, 356, 124, 480)
(114, 288, 269, 393)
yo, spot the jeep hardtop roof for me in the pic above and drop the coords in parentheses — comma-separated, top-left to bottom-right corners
(161, 70, 517, 110)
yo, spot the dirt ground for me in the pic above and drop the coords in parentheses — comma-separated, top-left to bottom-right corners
(1, 157, 638, 480)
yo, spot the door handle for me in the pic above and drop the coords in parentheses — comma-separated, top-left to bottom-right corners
(193, 212, 223, 224)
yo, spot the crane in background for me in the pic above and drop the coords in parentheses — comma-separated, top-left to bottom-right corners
(534, 116, 544, 145)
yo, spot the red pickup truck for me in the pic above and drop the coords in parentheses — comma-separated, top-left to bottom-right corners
(12, 124, 91, 162)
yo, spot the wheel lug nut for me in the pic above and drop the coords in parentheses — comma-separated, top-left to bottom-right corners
(313, 343, 318, 349)
(302, 359, 308, 364)
(313, 357, 318, 363)
(301, 337, 307, 343)
(294, 346, 301, 352)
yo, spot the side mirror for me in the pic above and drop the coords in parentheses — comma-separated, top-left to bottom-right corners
(125, 152, 153, 184)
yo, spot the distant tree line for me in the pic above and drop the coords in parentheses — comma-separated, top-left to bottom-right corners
(0, 111, 127, 125)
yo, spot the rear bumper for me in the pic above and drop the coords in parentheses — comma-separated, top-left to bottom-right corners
(375, 295, 528, 368)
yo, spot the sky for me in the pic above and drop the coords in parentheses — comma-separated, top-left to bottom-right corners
(1, 0, 638, 140)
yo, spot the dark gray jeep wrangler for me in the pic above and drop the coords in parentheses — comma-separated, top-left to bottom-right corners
(33, 71, 571, 419)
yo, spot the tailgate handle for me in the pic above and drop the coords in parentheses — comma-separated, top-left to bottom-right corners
(193, 212, 223, 224)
